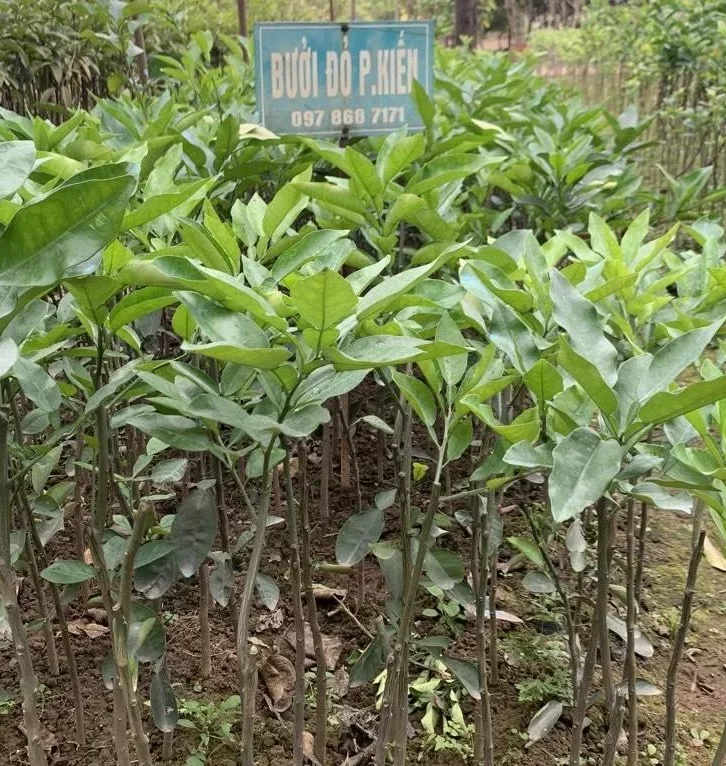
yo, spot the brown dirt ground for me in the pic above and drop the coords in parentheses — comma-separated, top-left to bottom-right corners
(1, 400, 725, 766)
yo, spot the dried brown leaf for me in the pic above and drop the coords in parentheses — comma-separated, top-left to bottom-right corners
(67, 619, 109, 639)
(704, 535, 726, 572)
(256, 608, 284, 633)
(330, 666, 350, 698)
(260, 653, 295, 712)
(302, 731, 322, 765)
(86, 608, 107, 624)
(311, 584, 348, 601)
(285, 623, 343, 670)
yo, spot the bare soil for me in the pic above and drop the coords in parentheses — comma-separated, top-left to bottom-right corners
(1, 396, 725, 765)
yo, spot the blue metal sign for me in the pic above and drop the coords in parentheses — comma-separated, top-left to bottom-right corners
(254, 21, 434, 137)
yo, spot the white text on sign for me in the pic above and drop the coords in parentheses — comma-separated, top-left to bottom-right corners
(270, 48, 420, 100)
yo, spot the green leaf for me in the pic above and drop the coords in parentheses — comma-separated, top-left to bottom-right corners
(290, 269, 357, 330)
(523, 571, 556, 593)
(345, 147, 383, 204)
(441, 656, 480, 700)
(0, 163, 137, 287)
(626, 482, 692, 513)
(350, 635, 385, 687)
(14, 357, 61, 413)
(411, 80, 435, 128)
(151, 459, 188, 485)
(41, 560, 95, 584)
(294, 367, 367, 407)
(383, 193, 427, 237)
(640, 321, 723, 400)
(31, 445, 62, 494)
(584, 273, 637, 303)
(424, 548, 464, 590)
(181, 341, 290, 369)
(523, 359, 563, 404)
(392, 371, 436, 427)
(65, 276, 121, 324)
(638, 377, 726, 426)
(436, 311, 468, 387)
(262, 165, 311, 241)
(325, 336, 464, 371)
(503, 441, 553, 469)
(463, 400, 539, 444)
(377, 132, 425, 186)
(548, 428, 622, 523)
(357, 245, 463, 320)
(589, 213, 622, 260)
(270, 229, 349, 282)
(614, 355, 651, 433)
(150, 669, 178, 733)
(463, 262, 533, 313)
(134, 541, 177, 570)
(127, 414, 213, 452)
(360, 414, 394, 435)
(0, 338, 19, 378)
(108, 287, 176, 332)
(176, 292, 267, 346)
(255, 573, 279, 611)
(180, 219, 231, 273)
(0, 141, 35, 198)
(336, 509, 384, 566)
(122, 179, 211, 230)
(447, 417, 473, 462)
(558, 337, 618, 415)
(620, 210, 649, 263)
(551, 270, 618, 384)
(407, 154, 488, 196)
(488, 303, 539, 373)
(186, 393, 279, 443)
(170, 489, 218, 578)
(507, 536, 545, 569)
(294, 181, 370, 225)
(129, 602, 166, 662)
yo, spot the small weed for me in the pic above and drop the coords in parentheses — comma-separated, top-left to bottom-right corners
(0, 689, 16, 716)
(422, 584, 466, 632)
(502, 630, 571, 705)
(177, 695, 240, 766)
(690, 727, 711, 747)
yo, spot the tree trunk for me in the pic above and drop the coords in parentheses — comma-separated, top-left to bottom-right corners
(454, 0, 478, 46)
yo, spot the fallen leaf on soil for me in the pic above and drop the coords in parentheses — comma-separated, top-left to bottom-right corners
(463, 603, 523, 624)
(607, 613, 654, 658)
(83, 548, 93, 565)
(302, 731, 322, 765)
(526, 700, 563, 746)
(330, 666, 350, 698)
(285, 623, 343, 670)
(704, 535, 726, 571)
(248, 636, 269, 648)
(260, 653, 295, 712)
(256, 608, 284, 633)
(501, 553, 525, 574)
(67, 619, 109, 639)
(268, 549, 282, 563)
(311, 584, 348, 601)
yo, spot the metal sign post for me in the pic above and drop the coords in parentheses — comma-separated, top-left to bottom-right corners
(254, 21, 434, 138)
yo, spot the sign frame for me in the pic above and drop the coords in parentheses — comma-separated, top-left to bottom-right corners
(254, 20, 435, 138)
